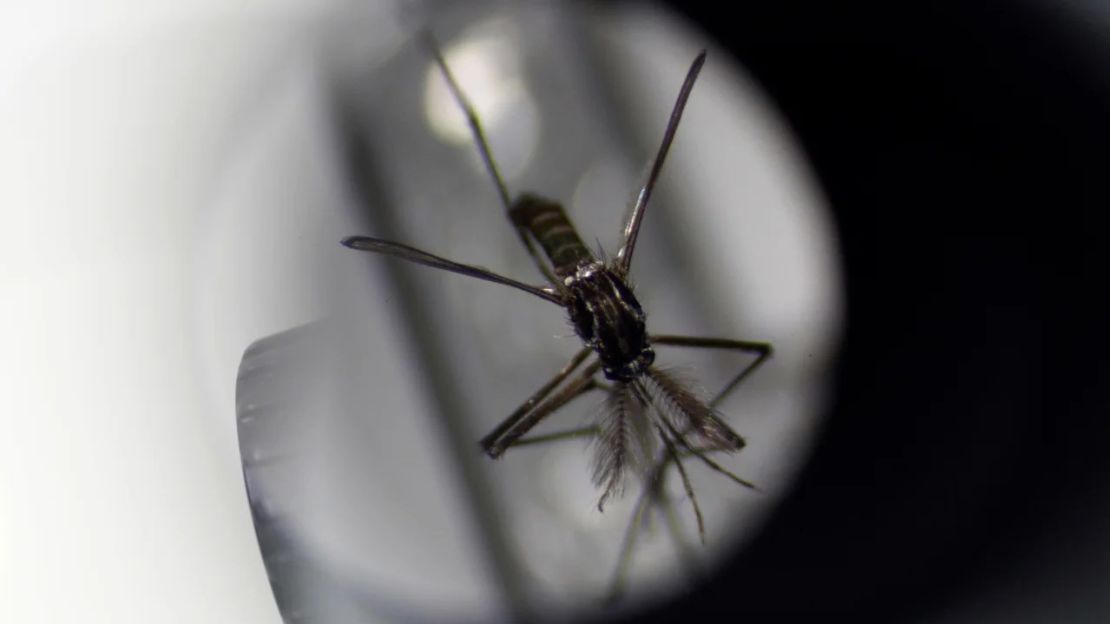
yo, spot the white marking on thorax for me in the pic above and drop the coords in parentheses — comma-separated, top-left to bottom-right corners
(562, 261, 605, 288)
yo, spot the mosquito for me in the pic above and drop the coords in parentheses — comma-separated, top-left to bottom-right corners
(342, 34, 772, 595)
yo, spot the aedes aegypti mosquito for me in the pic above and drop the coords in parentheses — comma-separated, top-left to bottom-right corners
(343, 35, 772, 578)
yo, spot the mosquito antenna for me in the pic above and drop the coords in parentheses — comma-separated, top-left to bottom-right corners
(593, 381, 634, 512)
(421, 31, 559, 285)
(615, 50, 707, 276)
(645, 365, 745, 451)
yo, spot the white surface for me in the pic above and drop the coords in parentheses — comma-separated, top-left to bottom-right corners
(0, 3, 374, 622)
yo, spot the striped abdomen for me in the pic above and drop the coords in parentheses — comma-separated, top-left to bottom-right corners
(510, 193, 595, 277)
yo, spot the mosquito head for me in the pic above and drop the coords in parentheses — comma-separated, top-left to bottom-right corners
(603, 346, 655, 382)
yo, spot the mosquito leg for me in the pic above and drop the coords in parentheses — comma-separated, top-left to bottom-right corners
(615, 51, 707, 275)
(655, 476, 700, 580)
(604, 484, 654, 604)
(640, 334, 767, 496)
(653, 421, 705, 543)
(484, 360, 603, 457)
(603, 448, 700, 603)
(342, 236, 562, 304)
(512, 425, 599, 448)
(508, 373, 611, 449)
(479, 347, 592, 456)
(604, 415, 705, 603)
(507, 372, 617, 447)
(420, 32, 559, 286)
(603, 436, 758, 604)
(636, 455, 705, 599)
(659, 417, 759, 491)
(650, 334, 773, 407)
(638, 439, 761, 502)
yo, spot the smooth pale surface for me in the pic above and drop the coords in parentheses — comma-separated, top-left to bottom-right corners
(0, 2, 379, 622)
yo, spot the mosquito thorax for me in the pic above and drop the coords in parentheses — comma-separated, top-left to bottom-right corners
(563, 261, 655, 382)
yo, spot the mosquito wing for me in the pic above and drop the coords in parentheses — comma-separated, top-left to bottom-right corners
(342, 236, 563, 305)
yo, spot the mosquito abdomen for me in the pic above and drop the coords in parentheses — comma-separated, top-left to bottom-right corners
(510, 193, 595, 277)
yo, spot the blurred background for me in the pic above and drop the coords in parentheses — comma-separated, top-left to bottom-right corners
(3, 0, 1109, 623)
